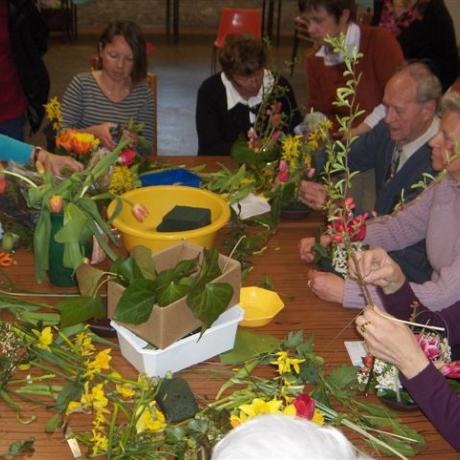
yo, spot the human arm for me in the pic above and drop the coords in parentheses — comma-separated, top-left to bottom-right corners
(307, 269, 345, 304)
(356, 308, 460, 452)
(196, 78, 234, 156)
(0, 135, 82, 173)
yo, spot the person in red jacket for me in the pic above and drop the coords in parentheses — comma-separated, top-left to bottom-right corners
(0, 0, 49, 140)
(297, 0, 404, 134)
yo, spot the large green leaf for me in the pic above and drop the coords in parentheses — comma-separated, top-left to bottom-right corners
(56, 296, 105, 327)
(157, 280, 191, 307)
(187, 282, 233, 330)
(114, 278, 156, 324)
(110, 256, 144, 285)
(75, 263, 106, 297)
(130, 246, 156, 280)
(154, 256, 199, 291)
(200, 249, 222, 284)
(55, 381, 83, 413)
(220, 329, 280, 364)
(54, 203, 88, 243)
(327, 365, 358, 390)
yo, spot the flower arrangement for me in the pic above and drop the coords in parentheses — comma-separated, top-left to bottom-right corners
(0, 142, 132, 283)
(230, 77, 290, 166)
(359, 330, 460, 404)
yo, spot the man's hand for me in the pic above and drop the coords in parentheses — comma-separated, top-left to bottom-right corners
(298, 180, 327, 210)
(307, 269, 345, 304)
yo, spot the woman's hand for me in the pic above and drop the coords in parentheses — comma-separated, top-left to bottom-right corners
(349, 248, 406, 294)
(299, 234, 331, 263)
(356, 306, 429, 379)
(36, 149, 83, 175)
(307, 269, 345, 303)
(86, 122, 117, 149)
(298, 180, 327, 210)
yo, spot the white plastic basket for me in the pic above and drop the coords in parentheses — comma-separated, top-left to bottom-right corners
(111, 306, 244, 377)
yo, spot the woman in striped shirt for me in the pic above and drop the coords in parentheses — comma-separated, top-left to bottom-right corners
(61, 21, 154, 155)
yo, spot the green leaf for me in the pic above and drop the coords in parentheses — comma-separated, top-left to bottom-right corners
(200, 249, 222, 283)
(57, 296, 105, 327)
(220, 329, 280, 364)
(33, 207, 51, 283)
(187, 282, 233, 330)
(114, 279, 156, 324)
(327, 365, 358, 390)
(157, 281, 191, 307)
(110, 256, 144, 285)
(3, 438, 35, 457)
(282, 331, 304, 349)
(75, 263, 106, 297)
(299, 362, 320, 385)
(130, 246, 156, 280)
(54, 203, 89, 243)
(55, 381, 83, 413)
(44, 413, 63, 433)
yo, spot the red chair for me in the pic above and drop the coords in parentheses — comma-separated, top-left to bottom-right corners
(212, 8, 262, 71)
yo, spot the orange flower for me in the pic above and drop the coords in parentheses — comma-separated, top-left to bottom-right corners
(56, 128, 77, 152)
(49, 195, 63, 213)
(132, 204, 149, 222)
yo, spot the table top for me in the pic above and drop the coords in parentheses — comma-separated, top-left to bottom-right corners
(0, 157, 457, 459)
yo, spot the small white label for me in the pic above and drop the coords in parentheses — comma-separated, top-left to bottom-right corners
(344, 341, 368, 367)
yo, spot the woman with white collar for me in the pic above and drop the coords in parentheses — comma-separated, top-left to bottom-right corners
(195, 34, 302, 156)
(297, 0, 404, 134)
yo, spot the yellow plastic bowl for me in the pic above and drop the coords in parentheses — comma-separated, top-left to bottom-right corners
(239, 286, 284, 327)
(107, 185, 230, 253)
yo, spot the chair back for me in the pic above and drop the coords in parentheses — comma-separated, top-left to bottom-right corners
(214, 8, 262, 48)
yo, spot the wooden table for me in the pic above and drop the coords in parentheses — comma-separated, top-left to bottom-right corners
(0, 157, 457, 459)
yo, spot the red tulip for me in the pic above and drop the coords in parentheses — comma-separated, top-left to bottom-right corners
(293, 393, 315, 419)
(132, 204, 149, 222)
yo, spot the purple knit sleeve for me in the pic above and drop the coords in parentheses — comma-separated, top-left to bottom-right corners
(401, 362, 460, 452)
(383, 281, 460, 346)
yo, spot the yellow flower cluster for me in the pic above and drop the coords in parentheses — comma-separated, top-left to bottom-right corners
(307, 119, 332, 151)
(281, 135, 304, 171)
(75, 328, 96, 357)
(271, 351, 305, 375)
(136, 401, 166, 433)
(84, 348, 112, 379)
(109, 165, 137, 195)
(44, 97, 63, 132)
(32, 326, 53, 351)
(230, 398, 292, 428)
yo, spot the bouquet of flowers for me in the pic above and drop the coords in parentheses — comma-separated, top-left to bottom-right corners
(231, 77, 289, 167)
(358, 331, 460, 405)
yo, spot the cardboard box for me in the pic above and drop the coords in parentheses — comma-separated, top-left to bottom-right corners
(111, 305, 244, 377)
(107, 242, 241, 349)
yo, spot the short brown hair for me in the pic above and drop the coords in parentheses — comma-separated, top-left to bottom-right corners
(299, 0, 357, 23)
(98, 21, 147, 83)
(218, 34, 267, 79)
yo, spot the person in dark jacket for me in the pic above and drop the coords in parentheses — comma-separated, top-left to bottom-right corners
(196, 34, 302, 156)
(373, 0, 458, 92)
(0, 0, 50, 140)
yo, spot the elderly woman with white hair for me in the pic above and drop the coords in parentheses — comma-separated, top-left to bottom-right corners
(211, 414, 369, 459)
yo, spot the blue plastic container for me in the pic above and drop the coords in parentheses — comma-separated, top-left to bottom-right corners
(140, 169, 202, 188)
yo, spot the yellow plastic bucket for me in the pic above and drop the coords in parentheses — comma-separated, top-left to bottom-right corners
(107, 185, 230, 252)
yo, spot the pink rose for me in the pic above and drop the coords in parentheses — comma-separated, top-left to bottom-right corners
(439, 361, 460, 378)
(119, 149, 137, 167)
(293, 393, 315, 419)
(417, 334, 441, 361)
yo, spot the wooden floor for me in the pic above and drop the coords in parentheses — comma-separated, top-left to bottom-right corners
(29, 33, 309, 157)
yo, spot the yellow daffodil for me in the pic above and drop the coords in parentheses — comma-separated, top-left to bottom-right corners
(283, 404, 297, 416)
(116, 381, 136, 399)
(84, 348, 112, 378)
(75, 330, 96, 357)
(66, 400, 82, 415)
(135, 401, 166, 433)
(32, 326, 53, 351)
(271, 351, 305, 375)
(312, 409, 325, 425)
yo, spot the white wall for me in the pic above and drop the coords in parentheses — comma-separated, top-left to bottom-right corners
(445, 0, 460, 45)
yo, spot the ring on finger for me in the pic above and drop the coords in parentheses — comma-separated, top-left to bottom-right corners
(359, 321, 370, 335)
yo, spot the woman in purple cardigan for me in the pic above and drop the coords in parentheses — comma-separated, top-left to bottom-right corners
(352, 247, 460, 451)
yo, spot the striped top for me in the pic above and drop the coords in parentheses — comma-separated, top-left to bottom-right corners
(61, 72, 154, 151)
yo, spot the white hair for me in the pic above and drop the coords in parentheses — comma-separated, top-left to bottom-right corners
(211, 415, 371, 460)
